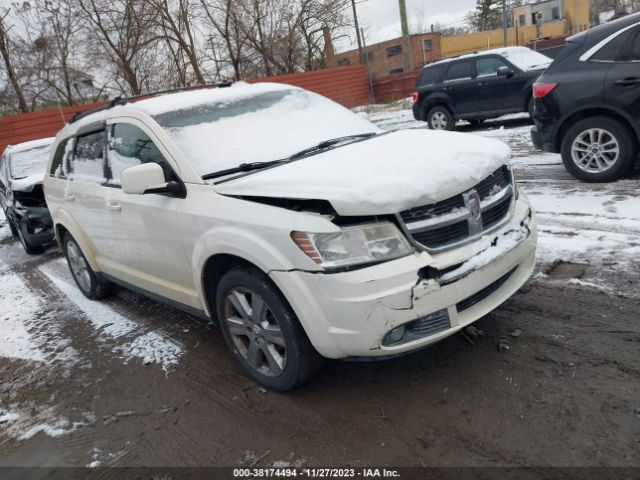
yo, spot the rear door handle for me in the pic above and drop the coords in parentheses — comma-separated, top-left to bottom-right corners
(63, 193, 75, 201)
(614, 78, 640, 87)
(105, 201, 121, 212)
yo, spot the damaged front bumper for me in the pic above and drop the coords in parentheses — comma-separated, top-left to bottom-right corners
(11, 205, 55, 246)
(270, 195, 537, 359)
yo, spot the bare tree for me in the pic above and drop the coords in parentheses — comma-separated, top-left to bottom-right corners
(201, 0, 247, 80)
(0, 9, 29, 112)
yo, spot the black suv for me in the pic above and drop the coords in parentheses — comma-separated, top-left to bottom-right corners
(0, 138, 55, 253)
(532, 13, 640, 182)
(412, 47, 551, 130)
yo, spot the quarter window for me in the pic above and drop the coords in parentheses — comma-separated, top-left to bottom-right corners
(619, 28, 640, 62)
(50, 138, 73, 179)
(71, 130, 107, 184)
(477, 57, 510, 77)
(107, 123, 175, 186)
(591, 29, 633, 62)
(445, 61, 474, 82)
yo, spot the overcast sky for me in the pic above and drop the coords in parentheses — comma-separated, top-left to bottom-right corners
(350, 0, 477, 48)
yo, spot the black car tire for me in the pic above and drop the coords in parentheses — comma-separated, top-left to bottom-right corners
(427, 106, 455, 131)
(216, 266, 324, 391)
(561, 116, 637, 183)
(15, 221, 43, 255)
(63, 232, 115, 300)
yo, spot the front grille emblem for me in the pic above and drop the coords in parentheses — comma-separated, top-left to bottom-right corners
(463, 189, 483, 235)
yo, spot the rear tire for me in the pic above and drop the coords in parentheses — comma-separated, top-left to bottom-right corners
(62, 233, 115, 300)
(427, 106, 455, 131)
(561, 116, 636, 183)
(215, 266, 324, 391)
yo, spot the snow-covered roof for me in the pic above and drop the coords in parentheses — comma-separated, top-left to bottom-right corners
(429, 46, 552, 72)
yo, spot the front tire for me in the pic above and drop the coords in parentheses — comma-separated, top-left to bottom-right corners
(215, 266, 323, 391)
(63, 233, 115, 300)
(427, 106, 455, 131)
(561, 116, 636, 182)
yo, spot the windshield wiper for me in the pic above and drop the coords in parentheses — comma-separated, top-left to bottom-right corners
(288, 133, 378, 160)
(203, 132, 378, 181)
(202, 159, 286, 180)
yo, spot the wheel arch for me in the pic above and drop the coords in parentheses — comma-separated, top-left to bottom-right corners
(53, 212, 100, 272)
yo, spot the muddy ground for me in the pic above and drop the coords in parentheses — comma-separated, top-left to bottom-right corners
(0, 113, 638, 471)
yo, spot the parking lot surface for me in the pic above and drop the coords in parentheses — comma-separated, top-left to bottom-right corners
(0, 110, 639, 469)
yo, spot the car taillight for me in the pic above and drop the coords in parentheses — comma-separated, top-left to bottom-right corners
(411, 91, 419, 104)
(533, 82, 558, 98)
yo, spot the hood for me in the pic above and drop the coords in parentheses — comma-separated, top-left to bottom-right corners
(11, 173, 44, 192)
(214, 129, 511, 216)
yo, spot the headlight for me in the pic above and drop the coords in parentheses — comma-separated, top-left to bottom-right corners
(291, 222, 413, 268)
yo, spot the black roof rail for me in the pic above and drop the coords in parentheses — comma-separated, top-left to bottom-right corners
(67, 82, 233, 125)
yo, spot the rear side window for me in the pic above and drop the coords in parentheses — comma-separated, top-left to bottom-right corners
(106, 123, 176, 186)
(591, 29, 633, 62)
(619, 27, 640, 61)
(70, 130, 107, 184)
(417, 65, 444, 86)
(50, 138, 73, 179)
(445, 61, 474, 82)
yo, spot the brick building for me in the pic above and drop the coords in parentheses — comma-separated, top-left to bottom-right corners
(330, 33, 442, 79)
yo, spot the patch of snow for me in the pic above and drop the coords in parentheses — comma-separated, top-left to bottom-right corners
(0, 273, 46, 362)
(87, 461, 101, 469)
(424, 47, 551, 72)
(215, 129, 511, 216)
(0, 405, 93, 441)
(40, 266, 183, 371)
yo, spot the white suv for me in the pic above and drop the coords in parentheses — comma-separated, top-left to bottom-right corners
(44, 83, 537, 391)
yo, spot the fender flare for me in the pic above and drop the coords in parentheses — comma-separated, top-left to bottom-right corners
(52, 208, 101, 272)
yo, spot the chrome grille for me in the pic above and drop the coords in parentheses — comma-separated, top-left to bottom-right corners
(399, 166, 514, 252)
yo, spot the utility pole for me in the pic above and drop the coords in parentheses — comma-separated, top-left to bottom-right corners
(502, 0, 508, 47)
(398, 0, 413, 72)
(351, 0, 363, 62)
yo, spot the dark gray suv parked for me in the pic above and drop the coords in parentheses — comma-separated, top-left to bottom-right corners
(412, 47, 552, 130)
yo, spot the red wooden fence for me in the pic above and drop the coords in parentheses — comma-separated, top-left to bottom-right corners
(373, 70, 421, 104)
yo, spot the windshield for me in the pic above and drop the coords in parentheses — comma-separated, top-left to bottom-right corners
(143, 84, 380, 177)
(501, 47, 552, 71)
(10, 141, 53, 179)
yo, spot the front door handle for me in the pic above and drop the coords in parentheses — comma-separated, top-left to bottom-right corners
(614, 77, 640, 87)
(63, 193, 75, 202)
(105, 201, 121, 212)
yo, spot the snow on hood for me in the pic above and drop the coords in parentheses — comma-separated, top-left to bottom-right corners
(11, 173, 44, 192)
(214, 129, 511, 216)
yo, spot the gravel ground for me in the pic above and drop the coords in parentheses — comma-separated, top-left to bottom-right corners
(0, 107, 638, 471)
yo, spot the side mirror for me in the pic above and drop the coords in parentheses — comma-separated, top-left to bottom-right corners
(121, 163, 183, 197)
(498, 66, 514, 78)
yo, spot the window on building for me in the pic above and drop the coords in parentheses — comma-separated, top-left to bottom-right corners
(337, 57, 351, 66)
(551, 7, 560, 20)
(445, 61, 474, 82)
(389, 67, 404, 75)
(422, 39, 432, 52)
(387, 45, 402, 57)
(361, 51, 373, 63)
(107, 123, 175, 186)
(519, 14, 526, 25)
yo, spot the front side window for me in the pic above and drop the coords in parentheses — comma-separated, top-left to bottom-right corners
(71, 130, 107, 184)
(445, 61, 474, 82)
(477, 57, 510, 77)
(107, 123, 175, 186)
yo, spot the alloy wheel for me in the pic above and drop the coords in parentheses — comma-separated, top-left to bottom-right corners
(431, 111, 448, 130)
(223, 287, 287, 377)
(66, 239, 92, 292)
(571, 128, 620, 173)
